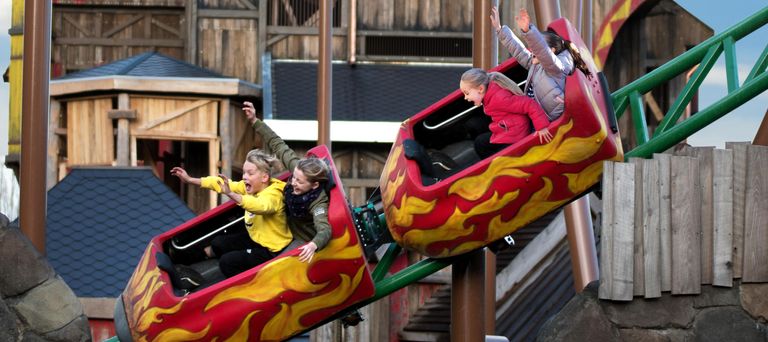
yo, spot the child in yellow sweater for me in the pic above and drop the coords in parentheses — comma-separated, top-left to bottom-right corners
(170, 149, 292, 278)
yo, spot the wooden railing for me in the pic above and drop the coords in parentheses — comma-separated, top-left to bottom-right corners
(599, 143, 768, 301)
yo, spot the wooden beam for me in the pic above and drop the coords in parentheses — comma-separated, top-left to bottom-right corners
(643, 93, 665, 123)
(107, 109, 137, 120)
(267, 26, 347, 36)
(357, 29, 472, 38)
(140, 99, 212, 130)
(131, 129, 218, 141)
(61, 13, 92, 37)
(236, 0, 257, 10)
(279, 0, 299, 26)
(102, 14, 144, 38)
(51, 77, 261, 97)
(219, 99, 232, 180)
(742, 145, 768, 282)
(47, 99, 61, 190)
(151, 18, 181, 38)
(56, 37, 184, 47)
(197, 9, 260, 19)
(712, 149, 733, 287)
(186, 0, 197, 64)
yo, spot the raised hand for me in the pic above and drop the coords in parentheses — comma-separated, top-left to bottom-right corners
(516, 8, 531, 32)
(243, 101, 258, 124)
(490, 6, 502, 32)
(170, 167, 190, 183)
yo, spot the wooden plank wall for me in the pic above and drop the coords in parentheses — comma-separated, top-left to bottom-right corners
(53, 7, 185, 74)
(599, 144, 768, 301)
(66, 98, 116, 166)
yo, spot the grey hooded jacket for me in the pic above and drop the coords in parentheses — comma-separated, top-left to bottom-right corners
(497, 24, 574, 121)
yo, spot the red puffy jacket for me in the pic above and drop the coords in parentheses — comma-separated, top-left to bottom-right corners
(483, 82, 550, 144)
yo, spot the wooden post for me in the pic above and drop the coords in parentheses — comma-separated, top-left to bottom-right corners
(641, 158, 660, 298)
(725, 142, 748, 279)
(629, 158, 645, 297)
(47, 99, 60, 190)
(712, 148, 733, 287)
(219, 99, 232, 179)
(109, 93, 135, 167)
(186, 0, 197, 64)
(671, 156, 701, 295)
(598, 161, 615, 299)
(612, 162, 635, 301)
(742, 145, 768, 282)
(696, 147, 715, 285)
(653, 153, 672, 292)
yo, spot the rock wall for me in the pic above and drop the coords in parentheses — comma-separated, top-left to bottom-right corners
(0, 214, 91, 342)
(537, 281, 768, 341)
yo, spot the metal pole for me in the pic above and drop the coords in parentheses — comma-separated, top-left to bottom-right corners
(317, 0, 332, 150)
(19, 0, 51, 254)
(534, 0, 599, 293)
(348, 0, 357, 65)
(450, 1, 494, 340)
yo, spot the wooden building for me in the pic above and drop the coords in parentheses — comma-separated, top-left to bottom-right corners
(49, 52, 260, 213)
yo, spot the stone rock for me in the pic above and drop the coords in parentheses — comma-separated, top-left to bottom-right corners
(602, 294, 695, 328)
(741, 283, 768, 322)
(20, 331, 48, 342)
(0, 298, 20, 342)
(692, 307, 767, 342)
(0, 213, 8, 232)
(0, 224, 53, 297)
(12, 276, 85, 334)
(42, 315, 91, 342)
(537, 282, 620, 342)
(618, 328, 694, 342)
(693, 284, 740, 309)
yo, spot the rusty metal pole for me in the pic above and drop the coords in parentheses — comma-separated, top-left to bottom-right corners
(317, 0, 332, 150)
(347, 0, 357, 65)
(450, 1, 495, 340)
(753, 109, 768, 146)
(19, 0, 52, 254)
(534, 0, 599, 292)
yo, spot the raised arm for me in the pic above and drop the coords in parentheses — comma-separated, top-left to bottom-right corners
(521, 24, 574, 78)
(244, 101, 302, 171)
(492, 7, 533, 69)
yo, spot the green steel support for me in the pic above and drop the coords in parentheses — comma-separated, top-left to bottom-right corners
(629, 90, 649, 144)
(745, 42, 768, 83)
(365, 257, 452, 305)
(613, 5, 768, 119)
(626, 71, 768, 159)
(724, 36, 740, 93)
(655, 43, 723, 135)
(372, 243, 402, 282)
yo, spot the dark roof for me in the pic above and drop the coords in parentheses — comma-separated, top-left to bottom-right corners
(272, 61, 467, 122)
(55, 52, 226, 80)
(46, 168, 195, 297)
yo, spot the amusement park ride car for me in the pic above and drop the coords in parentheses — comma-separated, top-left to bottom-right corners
(113, 18, 624, 342)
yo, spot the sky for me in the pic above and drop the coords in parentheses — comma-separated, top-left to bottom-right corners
(0, 0, 766, 155)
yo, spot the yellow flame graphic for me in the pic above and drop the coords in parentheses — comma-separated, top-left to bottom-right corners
(206, 228, 363, 309)
(564, 160, 605, 195)
(381, 144, 403, 193)
(488, 177, 569, 239)
(402, 190, 519, 257)
(137, 300, 185, 331)
(260, 266, 367, 341)
(389, 194, 437, 228)
(151, 323, 211, 342)
(383, 171, 406, 211)
(222, 311, 260, 342)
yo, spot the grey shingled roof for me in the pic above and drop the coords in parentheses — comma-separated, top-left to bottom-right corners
(272, 61, 467, 122)
(55, 51, 226, 80)
(46, 168, 195, 297)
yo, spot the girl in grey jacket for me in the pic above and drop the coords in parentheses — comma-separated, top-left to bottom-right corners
(490, 7, 591, 121)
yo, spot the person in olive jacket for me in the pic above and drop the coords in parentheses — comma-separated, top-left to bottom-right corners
(243, 101, 332, 263)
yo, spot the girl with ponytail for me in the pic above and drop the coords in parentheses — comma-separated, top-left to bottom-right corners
(490, 7, 591, 121)
(460, 67, 552, 159)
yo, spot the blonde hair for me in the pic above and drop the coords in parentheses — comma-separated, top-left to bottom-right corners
(296, 158, 330, 184)
(461, 68, 524, 96)
(245, 149, 279, 176)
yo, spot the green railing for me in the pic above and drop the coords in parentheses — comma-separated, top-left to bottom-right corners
(612, 5, 768, 159)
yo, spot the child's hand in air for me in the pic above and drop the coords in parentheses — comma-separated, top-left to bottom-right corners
(516, 8, 531, 32)
(490, 6, 502, 33)
(243, 101, 258, 124)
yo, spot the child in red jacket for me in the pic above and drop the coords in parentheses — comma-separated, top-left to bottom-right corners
(460, 68, 552, 158)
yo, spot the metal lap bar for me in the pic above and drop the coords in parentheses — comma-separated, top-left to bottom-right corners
(422, 105, 479, 130)
(171, 217, 244, 250)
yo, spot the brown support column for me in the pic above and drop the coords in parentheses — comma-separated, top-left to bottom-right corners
(534, 0, 600, 292)
(451, 1, 496, 340)
(753, 109, 768, 146)
(317, 0, 332, 150)
(348, 0, 357, 65)
(19, 0, 52, 254)
(110, 93, 134, 167)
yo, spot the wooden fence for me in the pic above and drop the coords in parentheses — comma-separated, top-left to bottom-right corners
(599, 143, 768, 301)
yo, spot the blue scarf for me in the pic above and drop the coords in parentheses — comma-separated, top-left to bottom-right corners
(283, 184, 323, 220)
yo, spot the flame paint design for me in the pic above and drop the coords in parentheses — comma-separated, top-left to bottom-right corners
(152, 323, 211, 341)
(381, 71, 623, 258)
